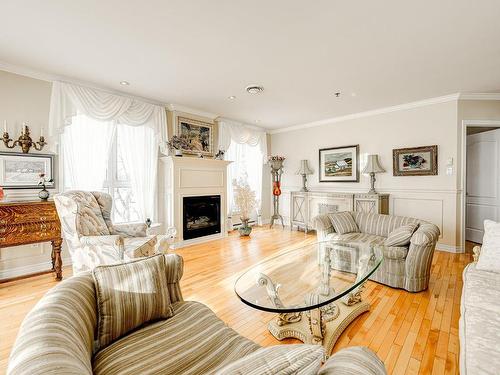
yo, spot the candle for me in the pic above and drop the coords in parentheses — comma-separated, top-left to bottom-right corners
(22, 122, 27, 135)
(40, 126, 44, 137)
(3, 120, 6, 133)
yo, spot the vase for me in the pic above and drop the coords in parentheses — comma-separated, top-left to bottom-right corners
(238, 219, 252, 236)
(174, 149, 183, 157)
(38, 188, 49, 201)
(270, 160, 283, 170)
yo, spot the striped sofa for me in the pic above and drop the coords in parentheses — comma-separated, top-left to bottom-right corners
(313, 212, 440, 292)
(8, 254, 387, 375)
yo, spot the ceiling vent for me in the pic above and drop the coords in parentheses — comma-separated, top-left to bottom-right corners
(246, 85, 264, 94)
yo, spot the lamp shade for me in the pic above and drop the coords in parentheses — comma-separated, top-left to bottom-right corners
(362, 155, 385, 174)
(296, 160, 313, 175)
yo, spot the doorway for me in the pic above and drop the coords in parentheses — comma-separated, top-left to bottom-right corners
(463, 121, 500, 246)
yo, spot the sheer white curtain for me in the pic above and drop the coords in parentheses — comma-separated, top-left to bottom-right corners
(119, 124, 158, 221)
(62, 113, 115, 190)
(218, 119, 267, 219)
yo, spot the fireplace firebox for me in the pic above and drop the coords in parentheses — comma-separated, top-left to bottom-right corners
(183, 195, 221, 240)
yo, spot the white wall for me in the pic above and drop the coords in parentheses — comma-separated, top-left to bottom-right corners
(0, 70, 72, 280)
(270, 100, 461, 251)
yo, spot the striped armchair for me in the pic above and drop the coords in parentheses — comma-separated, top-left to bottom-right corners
(313, 211, 440, 292)
(8, 254, 387, 375)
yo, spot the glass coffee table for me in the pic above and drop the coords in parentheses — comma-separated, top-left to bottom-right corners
(234, 240, 383, 355)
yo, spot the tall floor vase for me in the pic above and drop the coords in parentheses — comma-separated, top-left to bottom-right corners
(270, 164, 285, 229)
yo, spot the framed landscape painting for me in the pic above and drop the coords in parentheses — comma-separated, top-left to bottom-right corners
(0, 152, 55, 189)
(393, 145, 438, 176)
(319, 145, 359, 182)
(176, 116, 214, 156)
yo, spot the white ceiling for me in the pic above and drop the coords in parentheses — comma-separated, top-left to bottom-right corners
(1, 0, 500, 129)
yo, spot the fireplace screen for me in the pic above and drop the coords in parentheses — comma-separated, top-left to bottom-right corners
(183, 195, 221, 240)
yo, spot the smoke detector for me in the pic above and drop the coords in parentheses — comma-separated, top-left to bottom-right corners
(245, 85, 264, 94)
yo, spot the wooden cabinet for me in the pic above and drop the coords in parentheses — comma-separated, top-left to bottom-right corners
(290, 191, 389, 232)
(0, 200, 63, 280)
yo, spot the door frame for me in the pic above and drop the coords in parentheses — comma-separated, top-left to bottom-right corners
(461, 119, 500, 250)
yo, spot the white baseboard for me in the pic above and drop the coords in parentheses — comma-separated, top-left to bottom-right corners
(0, 257, 72, 281)
(435, 243, 463, 253)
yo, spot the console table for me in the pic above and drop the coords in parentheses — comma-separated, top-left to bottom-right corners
(290, 191, 389, 232)
(0, 200, 63, 280)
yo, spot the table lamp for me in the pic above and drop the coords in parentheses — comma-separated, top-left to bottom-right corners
(362, 155, 385, 194)
(296, 160, 313, 192)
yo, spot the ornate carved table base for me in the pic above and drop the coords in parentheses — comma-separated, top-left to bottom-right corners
(267, 294, 370, 357)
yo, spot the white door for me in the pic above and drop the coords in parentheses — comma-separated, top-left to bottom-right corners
(466, 129, 500, 243)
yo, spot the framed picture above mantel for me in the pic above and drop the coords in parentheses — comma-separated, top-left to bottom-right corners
(319, 145, 359, 182)
(175, 116, 214, 156)
(392, 145, 438, 176)
(0, 152, 55, 189)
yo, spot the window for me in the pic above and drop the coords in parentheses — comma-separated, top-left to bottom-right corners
(226, 141, 264, 219)
(63, 115, 140, 223)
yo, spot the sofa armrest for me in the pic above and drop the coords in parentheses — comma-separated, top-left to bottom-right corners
(318, 346, 386, 375)
(111, 223, 148, 237)
(472, 245, 481, 262)
(312, 214, 335, 241)
(164, 254, 184, 303)
(410, 223, 440, 246)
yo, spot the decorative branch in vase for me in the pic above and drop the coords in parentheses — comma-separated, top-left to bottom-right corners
(233, 178, 257, 237)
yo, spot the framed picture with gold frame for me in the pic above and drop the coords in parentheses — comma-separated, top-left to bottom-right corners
(392, 145, 438, 176)
(176, 116, 214, 156)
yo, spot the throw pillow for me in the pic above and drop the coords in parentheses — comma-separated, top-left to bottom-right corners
(385, 223, 420, 247)
(215, 344, 325, 375)
(328, 212, 359, 234)
(476, 219, 500, 273)
(93, 254, 174, 350)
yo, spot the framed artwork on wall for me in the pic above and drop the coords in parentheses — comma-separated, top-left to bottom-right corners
(176, 116, 214, 156)
(319, 145, 359, 182)
(0, 152, 55, 189)
(392, 145, 438, 176)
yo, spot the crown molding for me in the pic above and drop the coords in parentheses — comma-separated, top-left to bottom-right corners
(270, 94, 462, 134)
(458, 92, 500, 100)
(167, 103, 219, 120)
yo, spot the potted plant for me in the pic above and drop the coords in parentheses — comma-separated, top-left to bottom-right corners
(38, 173, 53, 201)
(233, 178, 257, 236)
(268, 155, 285, 170)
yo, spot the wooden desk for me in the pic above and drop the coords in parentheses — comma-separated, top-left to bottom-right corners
(0, 200, 63, 280)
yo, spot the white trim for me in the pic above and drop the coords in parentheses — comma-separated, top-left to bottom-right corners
(279, 185, 462, 195)
(458, 93, 500, 101)
(435, 243, 463, 253)
(460, 119, 500, 252)
(269, 94, 462, 134)
(0, 257, 72, 281)
(167, 103, 219, 121)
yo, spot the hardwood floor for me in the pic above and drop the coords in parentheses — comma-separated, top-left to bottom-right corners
(0, 228, 473, 374)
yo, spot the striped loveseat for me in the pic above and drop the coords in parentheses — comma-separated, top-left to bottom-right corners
(313, 212, 440, 292)
(8, 254, 386, 375)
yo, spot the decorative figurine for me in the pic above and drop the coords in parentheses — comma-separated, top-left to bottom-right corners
(214, 149, 225, 160)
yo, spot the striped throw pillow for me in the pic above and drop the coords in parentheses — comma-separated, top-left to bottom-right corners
(385, 223, 419, 247)
(93, 255, 174, 350)
(215, 344, 325, 374)
(328, 212, 360, 234)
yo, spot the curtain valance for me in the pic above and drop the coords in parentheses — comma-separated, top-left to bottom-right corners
(49, 81, 167, 150)
(217, 118, 268, 160)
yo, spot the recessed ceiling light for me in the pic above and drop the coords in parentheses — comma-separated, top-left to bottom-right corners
(120, 81, 130, 86)
(246, 85, 264, 94)
(228, 95, 236, 100)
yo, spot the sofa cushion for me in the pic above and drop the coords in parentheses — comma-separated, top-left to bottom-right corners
(476, 219, 500, 273)
(215, 344, 324, 375)
(353, 212, 419, 237)
(328, 212, 359, 234)
(385, 223, 419, 247)
(92, 301, 261, 375)
(93, 255, 174, 351)
(460, 263, 500, 375)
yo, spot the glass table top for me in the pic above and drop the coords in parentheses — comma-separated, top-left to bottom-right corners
(234, 240, 384, 313)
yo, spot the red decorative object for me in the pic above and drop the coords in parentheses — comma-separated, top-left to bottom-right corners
(273, 181, 281, 196)
(0, 187, 4, 201)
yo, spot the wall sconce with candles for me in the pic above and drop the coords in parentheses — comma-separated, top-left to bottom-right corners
(296, 159, 314, 192)
(2, 121, 47, 153)
(362, 154, 385, 194)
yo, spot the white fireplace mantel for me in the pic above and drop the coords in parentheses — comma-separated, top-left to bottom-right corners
(159, 156, 232, 247)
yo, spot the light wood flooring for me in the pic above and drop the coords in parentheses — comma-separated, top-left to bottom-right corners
(0, 228, 473, 374)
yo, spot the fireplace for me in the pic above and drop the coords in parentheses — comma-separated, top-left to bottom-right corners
(183, 195, 221, 240)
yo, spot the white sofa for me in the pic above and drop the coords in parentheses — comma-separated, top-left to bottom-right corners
(459, 246, 500, 375)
